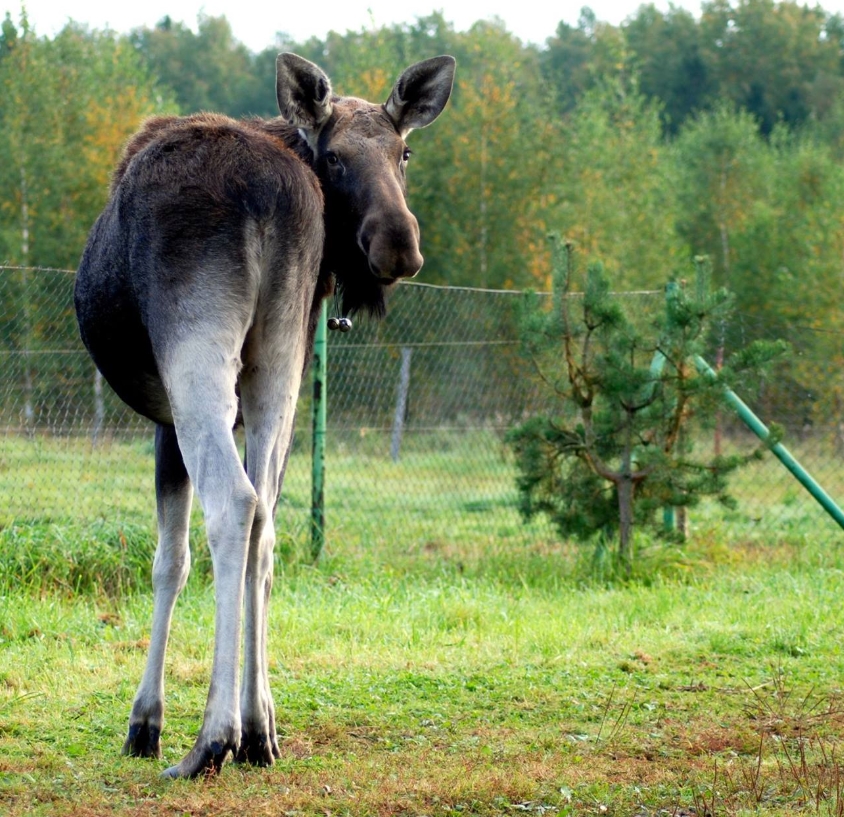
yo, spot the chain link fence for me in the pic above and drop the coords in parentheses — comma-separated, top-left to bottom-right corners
(1, 266, 842, 552)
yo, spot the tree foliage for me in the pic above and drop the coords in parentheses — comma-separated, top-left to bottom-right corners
(129, 14, 271, 117)
(622, 0, 844, 135)
(0, 12, 173, 269)
(544, 79, 686, 291)
(0, 1, 842, 426)
(673, 104, 844, 418)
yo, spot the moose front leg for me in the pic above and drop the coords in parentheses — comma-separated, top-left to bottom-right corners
(124, 424, 192, 759)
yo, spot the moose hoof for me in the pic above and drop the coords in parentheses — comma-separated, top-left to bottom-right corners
(235, 730, 278, 767)
(122, 723, 162, 758)
(161, 739, 237, 779)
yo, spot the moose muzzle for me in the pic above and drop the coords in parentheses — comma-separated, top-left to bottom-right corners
(358, 208, 424, 281)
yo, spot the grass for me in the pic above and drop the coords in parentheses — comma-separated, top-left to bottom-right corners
(2, 544, 844, 815)
(4, 536, 844, 815)
(2, 432, 844, 815)
(1, 427, 841, 562)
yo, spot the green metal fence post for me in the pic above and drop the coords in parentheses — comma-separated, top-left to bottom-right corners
(311, 300, 327, 560)
(694, 354, 844, 532)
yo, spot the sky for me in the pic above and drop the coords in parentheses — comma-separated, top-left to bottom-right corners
(14, 0, 711, 52)
(15, 0, 844, 53)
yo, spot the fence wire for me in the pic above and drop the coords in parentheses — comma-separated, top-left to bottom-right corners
(1, 266, 842, 553)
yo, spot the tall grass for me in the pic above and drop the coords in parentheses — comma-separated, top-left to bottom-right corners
(1, 429, 840, 598)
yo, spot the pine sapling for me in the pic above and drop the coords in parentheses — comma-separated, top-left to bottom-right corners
(508, 238, 786, 575)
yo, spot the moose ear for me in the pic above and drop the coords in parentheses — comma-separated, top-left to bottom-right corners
(276, 53, 333, 133)
(384, 55, 455, 137)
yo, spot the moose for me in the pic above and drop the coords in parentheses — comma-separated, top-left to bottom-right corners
(74, 53, 455, 778)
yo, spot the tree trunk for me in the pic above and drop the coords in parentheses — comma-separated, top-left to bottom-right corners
(479, 129, 488, 286)
(19, 166, 35, 436)
(676, 505, 688, 540)
(714, 344, 724, 457)
(718, 166, 731, 276)
(617, 475, 634, 578)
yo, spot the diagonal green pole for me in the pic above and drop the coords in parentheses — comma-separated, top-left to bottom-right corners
(311, 300, 327, 560)
(694, 354, 844, 532)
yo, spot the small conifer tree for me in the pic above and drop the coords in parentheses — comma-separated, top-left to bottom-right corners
(508, 238, 785, 575)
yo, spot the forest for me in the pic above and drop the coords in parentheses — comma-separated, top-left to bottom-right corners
(1, 0, 843, 405)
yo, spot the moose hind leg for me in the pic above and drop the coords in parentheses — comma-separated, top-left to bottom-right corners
(124, 424, 192, 759)
(236, 436, 289, 766)
(236, 493, 279, 766)
(237, 313, 308, 765)
(159, 342, 258, 779)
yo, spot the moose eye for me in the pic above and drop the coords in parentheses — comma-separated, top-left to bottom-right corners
(325, 152, 340, 166)
(402, 147, 412, 162)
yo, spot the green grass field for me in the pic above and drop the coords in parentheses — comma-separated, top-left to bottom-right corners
(2, 433, 844, 815)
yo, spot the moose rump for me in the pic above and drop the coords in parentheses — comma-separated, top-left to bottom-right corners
(75, 113, 324, 425)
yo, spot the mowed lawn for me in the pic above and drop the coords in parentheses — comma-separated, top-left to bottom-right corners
(2, 434, 844, 815)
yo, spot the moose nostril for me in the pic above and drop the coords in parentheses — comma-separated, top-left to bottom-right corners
(358, 224, 373, 256)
